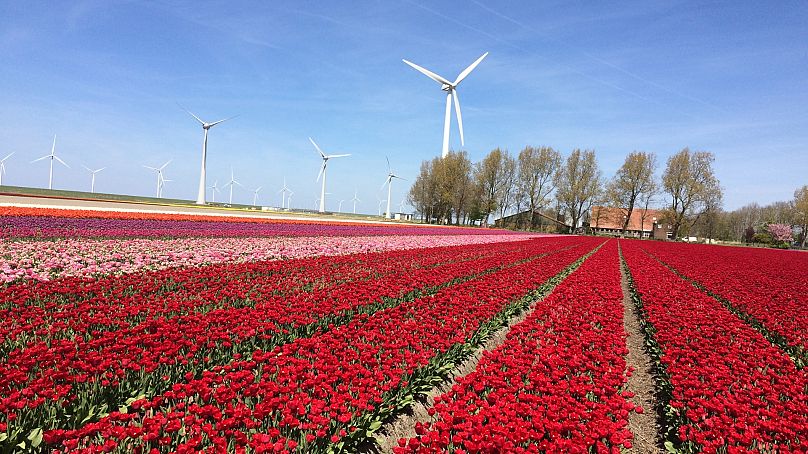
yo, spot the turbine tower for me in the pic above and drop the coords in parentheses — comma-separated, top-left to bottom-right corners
(208, 180, 220, 203)
(223, 167, 243, 205)
(403, 52, 488, 158)
(143, 160, 171, 198)
(252, 186, 263, 207)
(82, 165, 105, 193)
(381, 157, 406, 219)
(278, 177, 292, 208)
(180, 104, 236, 205)
(351, 189, 361, 214)
(309, 137, 350, 213)
(0, 152, 14, 186)
(31, 135, 69, 190)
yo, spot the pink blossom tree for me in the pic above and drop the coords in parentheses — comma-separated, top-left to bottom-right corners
(767, 223, 793, 244)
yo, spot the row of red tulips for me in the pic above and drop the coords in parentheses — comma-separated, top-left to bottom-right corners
(621, 240, 808, 452)
(1, 240, 499, 347)
(37, 238, 600, 452)
(639, 241, 808, 365)
(396, 240, 636, 453)
(2, 238, 568, 450)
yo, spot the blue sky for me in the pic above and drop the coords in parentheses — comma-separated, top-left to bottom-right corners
(1, 0, 806, 212)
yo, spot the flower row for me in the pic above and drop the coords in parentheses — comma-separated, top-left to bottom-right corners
(639, 241, 808, 359)
(396, 240, 636, 453)
(0, 233, 538, 282)
(39, 238, 599, 452)
(621, 240, 808, 452)
(0, 207, 517, 238)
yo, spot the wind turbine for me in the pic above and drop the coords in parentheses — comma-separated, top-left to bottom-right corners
(223, 167, 243, 205)
(403, 52, 488, 158)
(180, 104, 237, 205)
(31, 135, 69, 189)
(338, 199, 345, 212)
(399, 198, 407, 213)
(381, 157, 406, 219)
(208, 180, 220, 203)
(376, 195, 386, 217)
(143, 160, 171, 198)
(0, 152, 14, 186)
(314, 192, 332, 211)
(278, 177, 292, 208)
(309, 137, 350, 213)
(351, 189, 361, 214)
(81, 165, 105, 193)
(252, 186, 263, 207)
(287, 190, 294, 209)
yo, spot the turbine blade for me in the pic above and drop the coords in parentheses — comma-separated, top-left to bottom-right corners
(51, 135, 57, 156)
(178, 103, 205, 125)
(453, 90, 464, 146)
(327, 153, 351, 158)
(160, 159, 172, 170)
(82, 164, 92, 172)
(402, 59, 452, 85)
(316, 161, 326, 182)
(454, 52, 488, 86)
(1, 152, 14, 162)
(380, 175, 392, 191)
(209, 115, 239, 127)
(309, 137, 326, 158)
(54, 156, 69, 168)
(386, 156, 391, 173)
(96, 167, 106, 173)
(31, 155, 49, 163)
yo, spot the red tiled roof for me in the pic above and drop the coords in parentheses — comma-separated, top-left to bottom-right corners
(589, 206, 664, 232)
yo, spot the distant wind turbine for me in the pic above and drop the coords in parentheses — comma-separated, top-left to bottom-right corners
(252, 186, 263, 206)
(208, 180, 220, 203)
(376, 195, 386, 217)
(381, 157, 406, 219)
(0, 152, 14, 186)
(287, 190, 294, 209)
(31, 135, 69, 189)
(338, 199, 345, 212)
(310, 137, 350, 213)
(223, 167, 243, 205)
(278, 177, 292, 208)
(143, 160, 171, 198)
(81, 165, 105, 193)
(180, 104, 237, 205)
(399, 198, 407, 213)
(403, 52, 488, 158)
(351, 188, 361, 214)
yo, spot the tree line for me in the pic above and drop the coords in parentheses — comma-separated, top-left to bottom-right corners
(408, 146, 806, 246)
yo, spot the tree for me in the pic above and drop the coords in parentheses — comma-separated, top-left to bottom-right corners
(662, 148, 722, 239)
(793, 185, 808, 248)
(555, 149, 602, 233)
(474, 148, 508, 225)
(517, 146, 560, 229)
(438, 151, 474, 225)
(496, 152, 517, 223)
(606, 151, 657, 236)
(767, 223, 793, 247)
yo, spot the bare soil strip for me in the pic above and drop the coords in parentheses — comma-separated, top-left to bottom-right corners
(619, 248, 663, 453)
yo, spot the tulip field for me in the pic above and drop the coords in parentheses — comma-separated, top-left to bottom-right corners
(1, 207, 807, 453)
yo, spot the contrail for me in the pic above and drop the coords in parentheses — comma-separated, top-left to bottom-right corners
(470, 0, 726, 113)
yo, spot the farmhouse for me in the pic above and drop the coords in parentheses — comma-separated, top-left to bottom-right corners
(589, 206, 671, 239)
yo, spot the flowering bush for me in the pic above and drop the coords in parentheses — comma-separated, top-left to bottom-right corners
(767, 223, 793, 244)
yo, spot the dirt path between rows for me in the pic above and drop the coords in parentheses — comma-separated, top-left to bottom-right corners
(620, 251, 663, 453)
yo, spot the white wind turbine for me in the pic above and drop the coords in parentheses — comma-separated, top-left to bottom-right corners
(143, 160, 171, 198)
(252, 186, 263, 207)
(223, 167, 243, 205)
(381, 157, 406, 219)
(287, 190, 294, 209)
(338, 199, 345, 212)
(309, 137, 350, 213)
(376, 195, 386, 217)
(81, 165, 105, 193)
(278, 177, 292, 208)
(403, 52, 488, 158)
(0, 152, 14, 186)
(208, 180, 220, 203)
(399, 198, 407, 213)
(31, 135, 69, 189)
(351, 189, 361, 214)
(180, 104, 237, 205)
